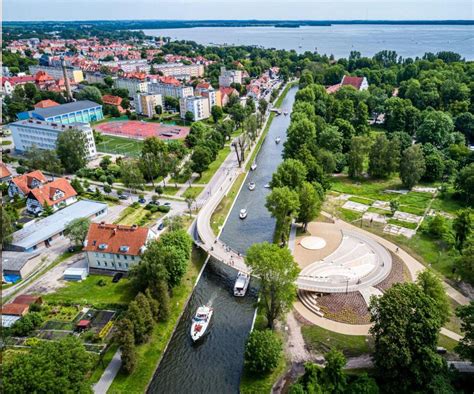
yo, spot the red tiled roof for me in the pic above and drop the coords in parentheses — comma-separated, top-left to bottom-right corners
(341, 76, 364, 89)
(12, 295, 42, 305)
(326, 84, 341, 94)
(11, 170, 48, 195)
(2, 75, 35, 86)
(83, 223, 151, 256)
(35, 71, 55, 83)
(196, 82, 212, 90)
(102, 95, 123, 106)
(158, 76, 181, 86)
(0, 162, 12, 179)
(28, 178, 77, 207)
(2, 303, 29, 316)
(34, 99, 60, 109)
(219, 87, 239, 97)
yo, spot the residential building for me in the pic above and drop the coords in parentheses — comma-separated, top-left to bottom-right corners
(196, 83, 220, 107)
(83, 223, 156, 272)
(16, 100, 104, 125)
(101, 59, 150, 73)
(7, 200, 108, 252)
(9, 119, 97, 158)
(85, 72, 115, 85)
(135, 93, 163, 118)
(115, 77, 148, 97)
(153, 63, 204, 79)
(2, 251, 41, 280)
(1, 75, 35, 95)
(148, 81, 194, 99)
(102, 95, 126, 114)
(326, 75, 369, 94)
(179, 96, 210, 121)
(219, 67, 242, 87)
(8, 170, 48, 198)
(34, 99, 59, 109)
(219, 87, 239, 106)
(29, 65, 84, 83)
(0, 163, 12, 182)
(26, 177, 78, 215)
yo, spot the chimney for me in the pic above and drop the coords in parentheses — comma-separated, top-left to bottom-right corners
(61, 56, 73, 102)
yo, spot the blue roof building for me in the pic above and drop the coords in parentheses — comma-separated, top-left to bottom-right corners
(17, 100, 104, 125)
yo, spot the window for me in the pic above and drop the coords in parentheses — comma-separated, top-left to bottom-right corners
(124, 255, 128, 260)
(131, 256, 135, 261)
(95, 253, 98, 257)
(104, 262, 107, 267)
(125, 263, 129, 268)
(118, 262, 122, 267)
(97, 262, 101, 266)
(117, 254, 120, 259)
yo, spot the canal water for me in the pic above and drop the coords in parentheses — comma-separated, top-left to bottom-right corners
(220, 86, 298, 254)
(148, 86, 297, 393)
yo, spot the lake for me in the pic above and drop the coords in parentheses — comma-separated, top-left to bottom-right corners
(144, 25, 474, 59)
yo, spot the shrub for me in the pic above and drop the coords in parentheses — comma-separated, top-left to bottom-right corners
(97, 279, 107, 287)
(157, 205, 171, 213)
(244, 330, 282, 375)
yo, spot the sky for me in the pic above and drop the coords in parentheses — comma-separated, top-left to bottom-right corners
(4, 0, 473, 21)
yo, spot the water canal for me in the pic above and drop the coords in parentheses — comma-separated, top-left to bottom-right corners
(148, 86, 297, 393)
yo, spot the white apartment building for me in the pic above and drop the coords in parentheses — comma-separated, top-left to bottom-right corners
(83, 223, 156, 272)
(153, 63, 204, 79)
(218, 67, 243, 87)
(135, 93, 163, 118)
(101, 59, 150, 73)
(148, 82, 194, 99)
(115, 78, 149, 98)
(179, 96, 210, 121)
(9, 119, 97, 158)
(29, 65, 84, 83)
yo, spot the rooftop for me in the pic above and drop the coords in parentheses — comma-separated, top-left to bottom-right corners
(32, 100, 102, 119)
(10, 118, 90, 131)
(2, 251, 40, 271)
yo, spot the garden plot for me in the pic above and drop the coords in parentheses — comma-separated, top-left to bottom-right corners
(342, 201, 369, 213)
(393, 211, 423, 224)
(362, 212, 387, 224)
(371, 200, 390, 211)
(413, 186, 438, 194)
(383, 224, 416, 238)
(385, 189, 409, 195)
(427, 209, 455, 219)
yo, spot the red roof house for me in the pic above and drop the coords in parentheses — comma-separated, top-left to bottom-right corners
(341, 75, 369, 91)
(102, 95, 125, 113)
(8, 170, 48, 197)
(26, 178, 78, 214)
(34, 99, 60, 109)
(0, 162, 12, 182)
(2, 303, 29, 316)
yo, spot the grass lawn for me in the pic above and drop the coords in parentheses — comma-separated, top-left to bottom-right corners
(162, 186, 180, 196)
(301, 325, 373, 357)
(349, 196, 374, 205)
(2, 140, 11, 145)
(43, 275, 135, 308)
(194, 146, 231, 185)
(210, 173, 246, 235)
(438, 334, 458, 352)
(114, 205, 162, 227)
(387, 218, 418, 230)
(108, 247, 207, 393)
(96, 134, 143, 157)
(182, 186, 204, 200)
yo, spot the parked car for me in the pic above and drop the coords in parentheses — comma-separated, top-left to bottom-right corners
(119, 195, 128, 200)
(163, 202, 171, 207)
(157, 222, 165, 231)
(138, 197, 146, 204)
(67, 245, 76, 253)
(112, 273, 123, 283)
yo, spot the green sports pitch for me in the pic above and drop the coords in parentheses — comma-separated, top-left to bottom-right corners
(95, 135, 143, 157)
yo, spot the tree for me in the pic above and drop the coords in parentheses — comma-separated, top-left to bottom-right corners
(297, 182, 322, 231)
(56, 129, 88, 173)
(369, 283, 446, 392)
(25, 146, 64, 175)
(455, 302, 474, 363)
(455, 163, 474, 204)
(1, 206, 14, 247)
(283, 118, 317, 159)
(457, 237, 474, 284)
(258, 98, 268, 117)
(246, 243, 300, 329)
(75, 85, 103, 104)
(265, 187, 300, 245)
(127, 299, 151, 344)
(190, 146, 212, 177)
(145, 288, 161, 321)
(347, 136, 370, 178)
(140, 137, 170, 183)
(10, 312, 43, 336)
(416, 110, 454, 148)
(270, 159, 307, 190)
(135, 293, 154, 339)
(211, 105, 223, 123)
(64, 217, 91, 247)
(322, 349, 347, 394)
(368, 134, 400, 178)
(184, 111, 194, 123)
(318, 125, 343, 153)
(116, 318, 137, 374)
(453, 209, 472, 252)
(120, 160, 145, 191)
(3, 337, 93, 393)
(416, 270, 450, 324)
(164, 96, 179, 111)
(399, 144, 426, 189)
(244, 330, 282, 374)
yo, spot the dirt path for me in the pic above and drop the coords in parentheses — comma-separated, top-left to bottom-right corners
(284, 311, 312, 363)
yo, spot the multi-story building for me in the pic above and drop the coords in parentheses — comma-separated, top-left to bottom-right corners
(8, 170, 48, 199)
(26, 178, 78, 215)
(100, 59, 150, 73)
(83, 223, 156, 272)
(16, 100, 104, 125)
(85, 72, 115, 85)
(218, 67, 243, 87)
(9, 118, 97, 158)
(153, 63, 204, 79)
(135, 93, 163, 118)
(115, 77, 149, 98)
(148, 81, 194, 99)
(28, 65, 84, 83)
(179, 96, 210, 121)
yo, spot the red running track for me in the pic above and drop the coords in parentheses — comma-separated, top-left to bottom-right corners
(95, 120, 190, 140)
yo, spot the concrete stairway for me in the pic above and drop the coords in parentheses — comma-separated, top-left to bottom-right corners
(297, 290, 324, 317)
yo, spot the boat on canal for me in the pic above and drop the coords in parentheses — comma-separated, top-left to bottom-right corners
(250, 162, 257, 171)
(239, 208, 248, 219)
(190, 305, 213, 342)
(248, 182, 256, 191)
(233, 272, 250, 297)
(264, 183, 271, 188)
(275, 136, 281, 144)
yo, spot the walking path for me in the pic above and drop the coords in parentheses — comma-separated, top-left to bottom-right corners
(93, 349, 122, 394)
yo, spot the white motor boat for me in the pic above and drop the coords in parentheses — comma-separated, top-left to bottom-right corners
(275, 137, 281, 144)
(250, 162, 257, 171)
(190, 305, 213, 342)
(284, 111, 288, 116)
(234, 272, 250, 297)
(264, 183, 271, 188)
(239, 208, 248, 219)
(248, 182, 256, 191)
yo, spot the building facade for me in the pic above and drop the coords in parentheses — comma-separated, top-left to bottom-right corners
(179, 96, 210, 121)
(9, 119, 97, 158)
(115, 78, 148, 98)
(26, 177, 78, 215)
(8, 170, 48, 198)
(83, 223, 156, 272)
(135, 93, 163, 118)
(153, 63, 204, 79)
(218, 67, 243, 87)
(148, 82, 194, 99)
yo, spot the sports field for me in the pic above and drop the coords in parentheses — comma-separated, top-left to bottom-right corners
(95, 134, 143, 157)
(95, 120, 190, 140)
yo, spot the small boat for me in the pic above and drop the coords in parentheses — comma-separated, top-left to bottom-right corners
(190, 305, 213, 342)
(250, 162, 257, 171)
(275, 137, 281, 144)
(234, 272, 250, 297)
(284, 111, 288, 116)
(264, 183, 271, 188)
(239, 208, 248, 219)
(248, 182, 256, 191)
